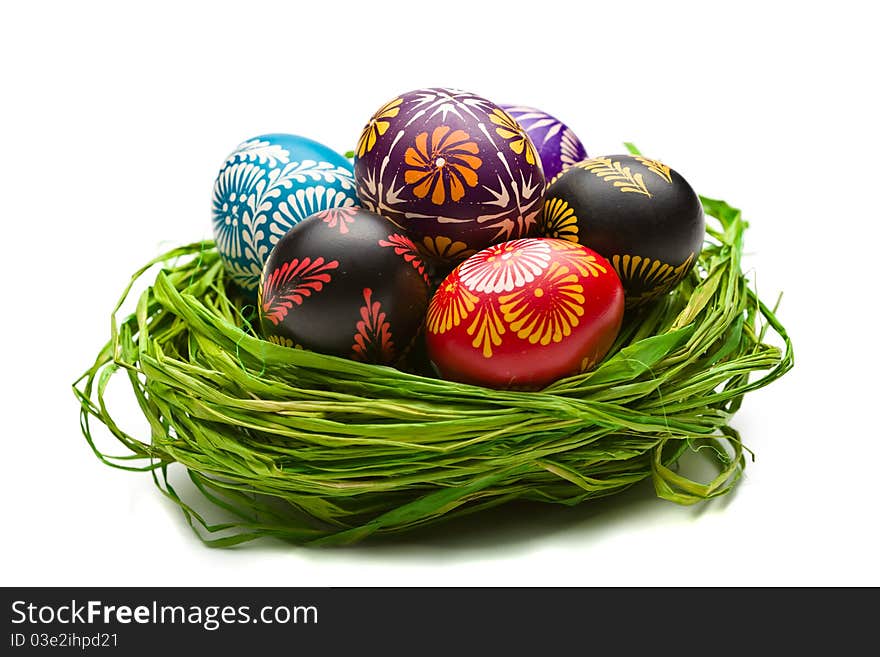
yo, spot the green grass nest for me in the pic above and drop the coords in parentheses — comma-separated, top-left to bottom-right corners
(74, 196, 792, 547)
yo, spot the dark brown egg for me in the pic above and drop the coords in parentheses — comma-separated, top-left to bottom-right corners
(258, 207, 431, 365)
(539, 154, 704, 307)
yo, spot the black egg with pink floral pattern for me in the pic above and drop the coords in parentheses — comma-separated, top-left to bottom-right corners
(258, 207, 431, 365)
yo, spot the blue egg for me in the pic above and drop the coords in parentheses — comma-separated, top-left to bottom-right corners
(211, 133, 358, 294)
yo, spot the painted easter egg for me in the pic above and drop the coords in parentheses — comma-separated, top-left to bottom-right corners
(539, 154, 704, 308)
(425, 238, 624, 389)
(500, 104, 588, 183)
(259, 207, 431, 365)
(212, 133, 359, 294)
(353, 88, 546, 267)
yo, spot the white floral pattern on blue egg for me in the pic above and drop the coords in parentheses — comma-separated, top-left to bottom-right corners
(211, 134, 358, 293)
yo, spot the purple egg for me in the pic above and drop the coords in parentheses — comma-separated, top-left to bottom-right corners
(354, 88, 546, 265)
(500, 105, 588, 184)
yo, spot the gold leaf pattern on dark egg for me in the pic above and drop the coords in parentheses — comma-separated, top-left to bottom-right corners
(634, 156, 673, 184)
(541, 154, 703, 307)
(540, 197, 580, 243)
(576, 157, 652, 197)
(267, 335, 302, 349)
(420, 235, 475, 262)
(611, 252, 695, 305)
(579, 353, 599, 373)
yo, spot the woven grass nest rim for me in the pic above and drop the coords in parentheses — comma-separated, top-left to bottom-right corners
(74, 195, 793, 547)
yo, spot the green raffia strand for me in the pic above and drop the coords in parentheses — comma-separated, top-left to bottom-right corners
(73, 195, 793, 547)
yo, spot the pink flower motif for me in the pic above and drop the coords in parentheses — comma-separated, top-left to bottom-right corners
(378, 233, 429, 282)
(315, 207, 359, 234)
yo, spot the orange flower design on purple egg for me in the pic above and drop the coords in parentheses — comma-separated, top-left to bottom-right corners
(403, 126, 482, 205)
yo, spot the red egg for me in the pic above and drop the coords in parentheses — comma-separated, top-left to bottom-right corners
(425, 238, 624, 389)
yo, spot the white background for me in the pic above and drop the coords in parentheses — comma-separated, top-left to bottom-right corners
(2, 1, 878, 586)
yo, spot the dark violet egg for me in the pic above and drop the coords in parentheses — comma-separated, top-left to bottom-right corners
(259, 207, 431, 365)
(353, 88, 546, 267)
